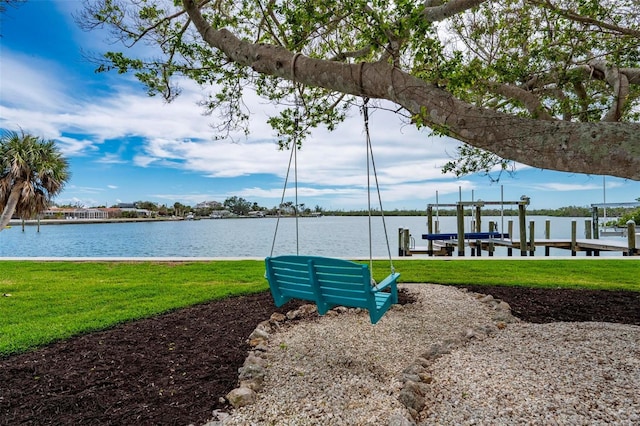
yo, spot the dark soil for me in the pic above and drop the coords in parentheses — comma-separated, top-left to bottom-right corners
(2, 286, 639, 426)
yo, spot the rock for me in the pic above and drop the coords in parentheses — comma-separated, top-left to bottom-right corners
(238, 364, 266, 382)
(421, 341, 454, 360)
(248, 337, 268, 347)
(255, 320, 273, 333)
(478, 294, 494, 303)
(298, 304, 318, 315)
(286, 309, 302, 320)
(403, 364, 426, 375)
(398, 380, 427, 415)
(495, 300, 511, 312)
(417, 372, 433, 383)
(270, 312, 286, 323)
(248, 328, 269, 341)
(462, 326, 489, 340)
(252, 342, 269, 352)
(388, 413, 416, 425)
(239, 379, 264, 391)
(243, 354, 267, 368)
(203, 409, 231, 425)
(402, 373, 421, 383)
(226, 387, 256, 408)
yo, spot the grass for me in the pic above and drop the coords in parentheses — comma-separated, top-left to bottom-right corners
(1, 259, 638, 356)
(389, 258, 640, 290)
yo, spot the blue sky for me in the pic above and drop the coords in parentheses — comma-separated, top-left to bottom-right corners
(1, 1, 638, 211)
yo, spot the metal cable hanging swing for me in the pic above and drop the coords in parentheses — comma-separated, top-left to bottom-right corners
(264, 55, 399, 325)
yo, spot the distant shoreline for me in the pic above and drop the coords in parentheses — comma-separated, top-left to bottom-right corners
(8, 217, 181, 226)
(6, 215, 309, 226)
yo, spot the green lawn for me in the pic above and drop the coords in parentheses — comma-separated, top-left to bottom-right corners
(1, 259, 638, 356)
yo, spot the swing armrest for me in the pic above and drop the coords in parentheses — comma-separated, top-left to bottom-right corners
(371, 272, 400, 293)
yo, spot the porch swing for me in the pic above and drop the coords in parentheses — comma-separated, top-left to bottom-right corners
(264, 64, 399, 324)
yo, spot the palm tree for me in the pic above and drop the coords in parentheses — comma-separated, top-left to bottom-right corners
(0, 130, 70, 231)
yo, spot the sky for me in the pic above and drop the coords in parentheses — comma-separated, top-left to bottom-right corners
(1, 1, 638, 212)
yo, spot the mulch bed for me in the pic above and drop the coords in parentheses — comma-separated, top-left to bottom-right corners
(1, 286, 639, 425)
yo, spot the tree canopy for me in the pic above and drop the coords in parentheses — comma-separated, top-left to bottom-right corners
(81, 0, 640, 179)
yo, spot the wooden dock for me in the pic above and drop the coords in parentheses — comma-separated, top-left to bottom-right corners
(399, 215, 639, 257)
(480, 238, 638, 256)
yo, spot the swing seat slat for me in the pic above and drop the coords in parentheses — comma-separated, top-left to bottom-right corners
(265, 255, 399, 324)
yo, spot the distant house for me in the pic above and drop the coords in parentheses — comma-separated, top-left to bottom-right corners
(210, 209, 232, 219)
(44, 207, 109, 220)
(195, 201, 223, 209)
(115, 203, 153, 217)
(44, 206, 152, 219)
(119, 208, 151, 217)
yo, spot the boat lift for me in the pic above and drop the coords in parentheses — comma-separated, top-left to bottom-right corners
(398, 195, 530, 257)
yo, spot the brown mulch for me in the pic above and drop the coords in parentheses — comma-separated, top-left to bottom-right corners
(1, 286, 639, 426)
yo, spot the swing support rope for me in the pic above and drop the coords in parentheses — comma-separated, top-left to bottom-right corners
(269, 54, 396, 284)
(362, 98, 396, 281)
(269, 54, 303, 258)
(269, 128, 299, 257)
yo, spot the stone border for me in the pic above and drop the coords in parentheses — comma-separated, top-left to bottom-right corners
(206, 289, 517, 425)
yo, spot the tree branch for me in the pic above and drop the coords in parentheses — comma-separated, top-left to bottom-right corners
(484, 81, 554, 120)
(529, 0, 640, 38)
(420, 0, 488, 22)
(182, 0, 640, 180)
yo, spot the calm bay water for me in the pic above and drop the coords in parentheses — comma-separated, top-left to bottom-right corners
(0, 215, 620, 258)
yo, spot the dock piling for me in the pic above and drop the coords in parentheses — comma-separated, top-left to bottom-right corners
(545, 220, 551, 256)
(627, 221, 637, 256)
(529, 221, 535, 256)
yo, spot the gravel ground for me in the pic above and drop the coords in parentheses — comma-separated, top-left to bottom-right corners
(420, 321, 640, 425)
(218, 284, 640, 425)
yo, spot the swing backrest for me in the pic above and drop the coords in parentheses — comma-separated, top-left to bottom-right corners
(265, 255, 399, 324)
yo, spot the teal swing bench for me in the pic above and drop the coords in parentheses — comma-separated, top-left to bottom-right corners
(264, 86, 399, 324)
(265, 255, 399, 324)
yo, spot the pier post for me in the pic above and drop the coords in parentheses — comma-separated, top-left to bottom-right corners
(457, 203, 465, 256)
(592, 206, 599, 239)
(627, 221, 637, 256)
(545, 220, 551, 256)
(585, 220, 593, 256)
(427, 207, 434, 256)
(571, 221, 577, 256)
(518, 204, 527, 256)
(474, 206, 482, 257)
(488, 222, 495, 257)
(529, 221, 535, 256)
(398, 228, 410, 257)
(508, 220, 514, 256)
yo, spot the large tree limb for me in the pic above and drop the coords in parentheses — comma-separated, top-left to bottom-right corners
(420, 0, 488, 22)
(183, 0, 640, 180)
(484, 81, 554, 120)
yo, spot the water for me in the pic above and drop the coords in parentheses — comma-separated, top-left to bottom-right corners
(0, 216, 625, 258)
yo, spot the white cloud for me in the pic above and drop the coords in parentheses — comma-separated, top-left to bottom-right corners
(0, 52, 71, 112)
(1, 48, 465, 198)
(530, 182, 610, 192)
(97, 153, 128, 164)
